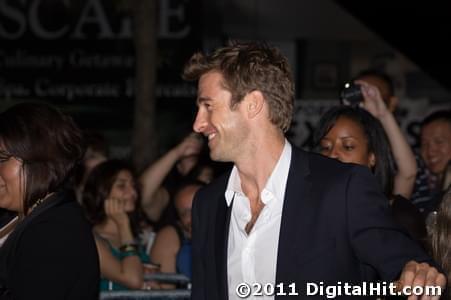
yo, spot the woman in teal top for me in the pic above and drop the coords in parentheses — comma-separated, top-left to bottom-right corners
(98, 235, 150, 291)
(82, 160, 151, 291)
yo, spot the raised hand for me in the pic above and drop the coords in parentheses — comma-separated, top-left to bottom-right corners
(105, 197, 129, 227)
(175, 132, 204, 158)
(354, 79, 389, 120)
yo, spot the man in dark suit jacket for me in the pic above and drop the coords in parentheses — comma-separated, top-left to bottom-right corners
(182, 42, 447, 299)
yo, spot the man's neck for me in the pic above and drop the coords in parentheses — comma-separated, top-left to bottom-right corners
(235, 133, 285, 201)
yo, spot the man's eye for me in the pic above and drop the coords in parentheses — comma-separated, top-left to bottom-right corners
(344, 145, 354, 151)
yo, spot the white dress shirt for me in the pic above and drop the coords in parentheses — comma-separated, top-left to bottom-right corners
(226, 140, 292, 300)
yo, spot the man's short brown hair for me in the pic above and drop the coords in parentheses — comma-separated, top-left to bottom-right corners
(183, 41, 294, 132)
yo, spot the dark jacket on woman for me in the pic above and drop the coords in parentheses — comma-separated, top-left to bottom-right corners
(0, 190, 100, 299)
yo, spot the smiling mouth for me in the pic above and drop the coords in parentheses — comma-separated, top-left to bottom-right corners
(207, 133, 216, 141)
(428, 157, 439, 164)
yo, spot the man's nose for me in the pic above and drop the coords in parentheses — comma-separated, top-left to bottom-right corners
(193, 110, 207, 133)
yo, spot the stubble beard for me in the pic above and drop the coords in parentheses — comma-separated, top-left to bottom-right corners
(209, 139, 229, 162)
(210, 127, 249, 163)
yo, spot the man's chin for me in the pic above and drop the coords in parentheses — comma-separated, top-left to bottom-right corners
(209, 149, 229, 162)
(209, 151, 220, 162)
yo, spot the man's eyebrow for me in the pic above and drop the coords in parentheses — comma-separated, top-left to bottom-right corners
(197, 96, 211, 105)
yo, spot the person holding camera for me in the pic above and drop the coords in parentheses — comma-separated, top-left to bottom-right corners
(342, 70, 418, 200)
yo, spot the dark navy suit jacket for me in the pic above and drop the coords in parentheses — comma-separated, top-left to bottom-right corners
(191, 147, 434, 299)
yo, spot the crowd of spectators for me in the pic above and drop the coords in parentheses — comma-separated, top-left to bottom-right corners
(0, 67, 449, 299)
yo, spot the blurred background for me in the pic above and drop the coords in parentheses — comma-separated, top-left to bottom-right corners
(1, 0, 450, 170)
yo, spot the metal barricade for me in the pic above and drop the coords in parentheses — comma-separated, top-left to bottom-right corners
(144, 273, 190, 286)
(100, 289, 190, 300)
(99, 273, 191, 300)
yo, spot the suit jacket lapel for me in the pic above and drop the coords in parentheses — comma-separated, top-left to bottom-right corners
(212, 149, 314, 298)
(215, 185, 233, 300)
(276, 148, 313, 286)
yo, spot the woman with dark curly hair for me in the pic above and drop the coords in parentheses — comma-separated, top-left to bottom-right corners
(0, 103, 99, 300)
(314, 106, 395, 196)
(81, 159, 154, 291)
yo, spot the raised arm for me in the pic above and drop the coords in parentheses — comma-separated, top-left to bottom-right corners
(139, 133, 203, 221)
(356, 80, 417, 199)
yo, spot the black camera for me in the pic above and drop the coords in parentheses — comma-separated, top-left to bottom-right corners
(340, 82, 363, 106)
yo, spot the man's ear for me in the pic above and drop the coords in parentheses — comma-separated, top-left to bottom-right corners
(244, 90, 264, 119)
